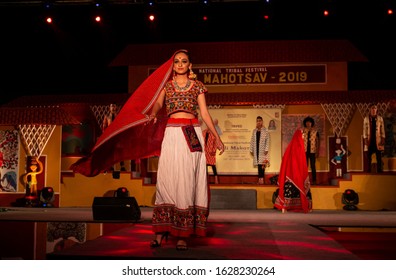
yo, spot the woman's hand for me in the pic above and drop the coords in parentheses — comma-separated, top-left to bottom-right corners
(216, 138, 225, 155)
(146, 114, 157, 124)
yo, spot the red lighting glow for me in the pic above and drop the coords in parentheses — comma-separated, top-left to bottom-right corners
(323, 10, 329, 16)
(46, 17, 52, 24)
(203, 15, 208, 21)
(263, 15, 269, 20)
(148, 14, 155, 21)
(388, 9, 393, 15)
(95, 16, 101, 22)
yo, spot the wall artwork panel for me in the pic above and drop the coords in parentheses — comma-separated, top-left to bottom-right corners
(0, 130, 19, 193)
(281, 114, 326, 156)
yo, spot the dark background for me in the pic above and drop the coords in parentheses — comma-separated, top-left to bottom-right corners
(1, 0, 396, 105)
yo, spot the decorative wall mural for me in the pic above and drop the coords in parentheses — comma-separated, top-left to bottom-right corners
(0, 130, 19, 193)
(281, 114, 326, 156)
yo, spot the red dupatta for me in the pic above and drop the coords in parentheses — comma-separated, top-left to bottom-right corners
(274, 129, 311, 213)
(70, 54, 175, 177)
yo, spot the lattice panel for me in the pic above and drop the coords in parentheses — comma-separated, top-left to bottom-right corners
(321, 103, 356, 137)
(356, 102, 390, 119)
(208, 105, 223, 109)
(253, 104, 286, 112)
(90, 105, 110, 128)
(18, 124, 56, 157)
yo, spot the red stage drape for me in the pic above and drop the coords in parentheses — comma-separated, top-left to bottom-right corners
(70, 55, 174, 177)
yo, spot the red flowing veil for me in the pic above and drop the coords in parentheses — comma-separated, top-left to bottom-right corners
(274, 129, 311, 212)
(70, 54, 175, 177)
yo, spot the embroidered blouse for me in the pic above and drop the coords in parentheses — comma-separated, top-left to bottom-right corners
(164, 80, 207, 117)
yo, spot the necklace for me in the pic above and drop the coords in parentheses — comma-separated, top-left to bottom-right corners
(173, 79, 191, 91)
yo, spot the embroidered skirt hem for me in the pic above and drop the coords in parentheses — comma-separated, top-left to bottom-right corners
(152, 204, 209, 237)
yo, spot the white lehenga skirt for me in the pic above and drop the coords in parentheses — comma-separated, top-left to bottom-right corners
(152, 119, 209, 237)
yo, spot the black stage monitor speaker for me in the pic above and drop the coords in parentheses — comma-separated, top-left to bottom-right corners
(92, 197, 141, 221)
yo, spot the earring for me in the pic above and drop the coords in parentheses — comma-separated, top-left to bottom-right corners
(189, 69, 197, 80)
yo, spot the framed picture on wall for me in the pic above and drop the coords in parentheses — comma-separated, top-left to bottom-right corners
(0, 129, 19, 193)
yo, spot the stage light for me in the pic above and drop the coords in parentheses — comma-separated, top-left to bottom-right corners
(342, 189, 359, 210)
(388, 9, 393, 15)
(94, 1, 103, 8)
(148, 14, 155, 22)
(114, 187, 129, 198)
(92, 0, 104, 23)
(39, 186, 55, 207)
(145, 0, 155, 7)
(43, 1, 52, 9)
(43, 0, 54, 24)
(323, 10, 329, 16)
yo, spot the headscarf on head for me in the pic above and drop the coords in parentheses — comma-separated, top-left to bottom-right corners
(274, 129, 311, 213)
(71, 51, 182, 177)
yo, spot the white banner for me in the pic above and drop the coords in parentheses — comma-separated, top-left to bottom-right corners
(201, 107, 282, 175)
(1, 260, 394, 279)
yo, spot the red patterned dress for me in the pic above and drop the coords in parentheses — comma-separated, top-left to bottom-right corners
(151, 79, 209, 238)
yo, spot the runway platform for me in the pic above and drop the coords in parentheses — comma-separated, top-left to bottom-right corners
(1, 207, 396, 260)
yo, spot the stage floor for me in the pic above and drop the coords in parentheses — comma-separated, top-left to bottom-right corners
(1, 207, 395, 260)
